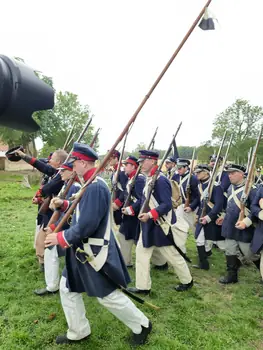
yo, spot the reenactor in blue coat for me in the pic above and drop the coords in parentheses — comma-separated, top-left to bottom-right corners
(209, 154, 231, 252)
(172, 158, 200, 236)
(193, 164, 224, 270)
(15, 148, 68, 270)
(209, 154, 231, 195)
(109, 149, 128, 225)
(165, 156, 177, 179)
(34, 162, 81, 296)
(250, 186, 263, 280)
(119, 155, 145, 266)
(255, 168, 263, 187)
(217, 164, 259, 284)
(44, 143, 151, 346)
(128, 150, 193, 294)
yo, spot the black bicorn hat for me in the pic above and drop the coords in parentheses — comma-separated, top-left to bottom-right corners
(225, 163, 246, 173)
(5, 145, 24, 162)
(165, 156, 176, 163)
(209, 154, 223, 162)
(176, 158, 190, 167)
(194, 163, 210, 173)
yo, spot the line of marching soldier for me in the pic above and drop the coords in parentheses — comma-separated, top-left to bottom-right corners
(6, 140, 263, 347)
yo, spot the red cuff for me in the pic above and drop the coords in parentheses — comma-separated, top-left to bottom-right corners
(37, 197, 43, 204)
(150, 209, 159, 221)
(49, 224, 56, 231)
(57, 231, 70, 248)
(114, 198, 123, 207)
(128, 206, 135, 216)
(61, 200, 69, 212)
(29, 157, 37, 165)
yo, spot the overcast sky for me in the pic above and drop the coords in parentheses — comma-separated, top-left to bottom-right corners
(2, 0, 263, 153)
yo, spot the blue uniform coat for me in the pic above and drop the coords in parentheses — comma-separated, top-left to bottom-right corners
(119, 173, 145, 241)
(217, 170, 231, 209)
(61, 172, 130, 298)
(111, 170, 128, 225)
(195, 180, 224, 241)
(222, 183, 257, 243)
(172, 171, 200, 211)
(141, 171, 175, 248)
(53, 181, 81, 257)
(250, 186, 263, 253)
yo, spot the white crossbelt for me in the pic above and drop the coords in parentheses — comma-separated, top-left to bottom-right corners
(75, 176, 111, 272)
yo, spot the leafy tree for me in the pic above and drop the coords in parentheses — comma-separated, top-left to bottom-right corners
(38, 91, 96, 156)
(196, 140, 214, 163)
(212, 99, 263, 164)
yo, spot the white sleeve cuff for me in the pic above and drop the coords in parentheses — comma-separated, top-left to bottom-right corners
(204, 215, 211, 224)
(126, 207, 133, 215)
(243, 217, 252, 227)
(258, 210, 263, 221)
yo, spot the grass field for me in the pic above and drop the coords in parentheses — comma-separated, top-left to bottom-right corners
(1, 171, 263, 350)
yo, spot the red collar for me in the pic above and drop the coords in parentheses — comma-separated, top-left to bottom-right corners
(128, 169, 137, 179)
(83, 168, 97, 182)
(113, 164, 118, 171)
(150, 165, 158, 177)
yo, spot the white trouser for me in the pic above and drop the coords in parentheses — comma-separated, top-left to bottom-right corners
(225, 239, 258, 261)
(44, 246, 60, 292)
(205, 239, 225, 251)
(151, 248, 167, 266)
(60, 276, 149, 340)
(117, 233, 134, 266)
(176, 204, 196, 234)
(34, 221, 41, 249)
(196, 228, 225, 250)
(135, 234, 192, 290)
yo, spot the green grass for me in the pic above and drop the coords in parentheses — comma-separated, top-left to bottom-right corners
(1, 171, 263, 349)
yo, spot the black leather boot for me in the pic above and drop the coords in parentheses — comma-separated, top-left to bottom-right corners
(219, 255, 238, 284)
(56, 334, 89, 344)
(192, 246, 210, 270)
(127, 287, 151, 295)
(174, 279, 193, 292)
(130, 321, 152, 346)
(153, 262, 168, 271)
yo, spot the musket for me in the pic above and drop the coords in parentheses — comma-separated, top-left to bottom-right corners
(49, 1, 213, 308)
(200, 130, 227, 219)
(122, 126, 159, 209)
(139, 122, 192, 263)
(53, 0, 213, 233)
(111, 129, 130, 202)
(184, 147, 196, 208)
(238, 126, 263, 222)
(140, 122, 182, 215)
(217, 134, 233, 185)
(246, 147, 253, 175)
(63, 121, 76, 150)
(75, 247, 160, 310)
(184, 148, 196, 208)
(65, 132, 77, 152)
(39, 117, 93, 215)
(90, 128, 101, 148)
(148, 127, 158, 150)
